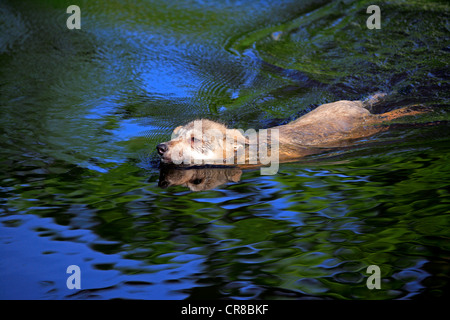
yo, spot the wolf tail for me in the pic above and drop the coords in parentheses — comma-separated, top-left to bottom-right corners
(361, 92, 432, 122)
(377, 105, 432, 122)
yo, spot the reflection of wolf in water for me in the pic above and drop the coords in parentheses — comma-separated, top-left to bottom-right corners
(157, 94, 428, 174)
(158, 165, 242, 191)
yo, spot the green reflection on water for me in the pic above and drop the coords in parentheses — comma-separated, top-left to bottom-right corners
(0, 0, 449, 299)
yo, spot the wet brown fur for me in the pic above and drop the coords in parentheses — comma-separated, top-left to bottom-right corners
(272, 100, 427, 162)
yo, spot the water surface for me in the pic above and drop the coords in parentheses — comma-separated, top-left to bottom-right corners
(0, 0, 449, 299)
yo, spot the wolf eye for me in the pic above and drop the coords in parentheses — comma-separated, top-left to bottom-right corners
(191, 136, 201, 146)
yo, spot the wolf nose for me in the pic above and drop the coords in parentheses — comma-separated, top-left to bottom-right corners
(156, 143, 168, 155)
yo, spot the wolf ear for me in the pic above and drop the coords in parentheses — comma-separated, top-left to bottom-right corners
(172, 125, 183, 136)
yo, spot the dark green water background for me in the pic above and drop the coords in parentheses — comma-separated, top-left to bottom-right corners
(0, 0, 449, 299)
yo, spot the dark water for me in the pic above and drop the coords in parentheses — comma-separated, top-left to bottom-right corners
(0, 0, 449, 300)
